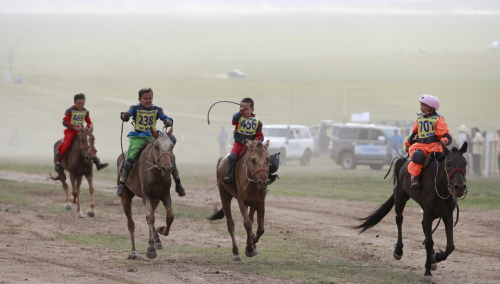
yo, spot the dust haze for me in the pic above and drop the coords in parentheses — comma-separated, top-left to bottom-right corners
(1, 3, 499, 168)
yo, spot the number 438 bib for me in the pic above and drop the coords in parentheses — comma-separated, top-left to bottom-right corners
(135, 110, 157, 132)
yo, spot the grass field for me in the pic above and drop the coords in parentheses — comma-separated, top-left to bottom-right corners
(1, 13, 500, 165)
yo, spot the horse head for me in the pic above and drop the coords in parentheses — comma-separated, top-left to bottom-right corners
(442, 141, 468, 198)
(78, 127, 95, 163)
(150, 127, 174, 178)
(244, 139, 271, 190)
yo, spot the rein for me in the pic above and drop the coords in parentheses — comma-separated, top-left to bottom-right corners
(242, 144, 269, 191)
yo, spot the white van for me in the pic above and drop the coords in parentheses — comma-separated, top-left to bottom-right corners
(262, 125, 315, 166)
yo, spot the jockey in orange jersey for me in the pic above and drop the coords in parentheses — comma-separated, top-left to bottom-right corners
(55, 93, 108, 172)
(404, 94, 452, 190)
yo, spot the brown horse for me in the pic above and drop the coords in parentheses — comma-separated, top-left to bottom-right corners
(355, 142, 468, 282)
(116, 127, 175, 259)
(50, 127, 96, 218)
(207, 139, 270, 261)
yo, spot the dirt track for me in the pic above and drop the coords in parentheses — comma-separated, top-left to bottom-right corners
(0, 170, 499, 284)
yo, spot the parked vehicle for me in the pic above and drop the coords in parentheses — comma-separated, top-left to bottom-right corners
(227, 69, 246, 78)
(262, 124, 315, 166)
(329, 123, 400, 170)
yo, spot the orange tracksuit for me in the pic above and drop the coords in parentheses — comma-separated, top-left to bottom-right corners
(404, 114, 450, 176)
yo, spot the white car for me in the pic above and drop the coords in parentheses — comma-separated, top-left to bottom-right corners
(262, 125, 315, 166)
(227, 69, 246, 78)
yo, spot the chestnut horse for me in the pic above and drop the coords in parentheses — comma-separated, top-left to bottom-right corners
(355, 142, 468, 282)
(116, 127, 175, 259)
(207, 139, 270, 261)
(50, 127, 96, 218)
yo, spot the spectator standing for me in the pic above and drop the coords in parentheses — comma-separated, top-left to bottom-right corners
(471, 127, 484, 176)
(388, 129, 404, 160)
(457, 125, 471, 172)
(218, 126, 228, 156)
(494, 129, 500, 173)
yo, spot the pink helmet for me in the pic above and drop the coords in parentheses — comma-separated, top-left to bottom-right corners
(418, 94, 440, 111)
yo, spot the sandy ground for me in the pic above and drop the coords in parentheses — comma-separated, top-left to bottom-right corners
(0, 170, 499, 284)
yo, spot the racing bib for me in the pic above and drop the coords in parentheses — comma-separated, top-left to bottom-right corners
(70, 110, 86, 126)
(417, 115, 440, 139)
(135, 110, 157, 132)
(236, 117, 259, 136)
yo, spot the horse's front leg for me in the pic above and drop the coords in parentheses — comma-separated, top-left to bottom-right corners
(157, 194, 174, 240)
(85, 174, 95, 217)
(60, 172, 71, 210)
(238, 201, 257, 258)
(434, 214, 455, 263)
(422, 216, 435, 282)
(70, 174, 84, 218)
(150, 200, 165, 250)
(252, 206, 265, 245)
(142, 195, 158, 259)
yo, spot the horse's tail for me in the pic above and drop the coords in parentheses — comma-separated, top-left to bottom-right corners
(47, 172, 60, 181)
(353, 193, 395, 234)
(206, 208, 225, 221)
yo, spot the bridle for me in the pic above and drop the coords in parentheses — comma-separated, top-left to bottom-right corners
(434, 153, 467, 200)
(242, 143, 269, 191)
(145, 137, 174, 177)
(78, 130, 96, 162)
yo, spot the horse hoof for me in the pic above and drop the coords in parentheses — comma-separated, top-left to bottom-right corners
(154, 243, 163, 250)
(65, 205, 72, 210)
(128, 251, 139, 259)
(393, 250, 403, 260)
(146, 248, 157, 259)
(157, 226, 166, 236)
(77, 212, 84, 218)
(431, 263, 438, 271)
(87, 210, 95, 218)
(423, 275, 433, 283)
(245, 248, 258, 258)
(431, 253, 437, 263)
(233, 255, 242, 261)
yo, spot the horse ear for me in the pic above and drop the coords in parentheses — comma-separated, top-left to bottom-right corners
(442, 141, 450, 155)
(263, 140, 270, 148)
(151, 126, 158, 138)
(460, 141, 468, 153)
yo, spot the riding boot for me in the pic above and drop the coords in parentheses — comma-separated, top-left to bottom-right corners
(268, 173, 279, 185)
(116, 159, 134, 197)
(54, 152, 62, 172)
(172, 162, 186, 197)
(93, 157, 109, 171)
(410, 174, 420, 190)
(223, 164, 235, 185)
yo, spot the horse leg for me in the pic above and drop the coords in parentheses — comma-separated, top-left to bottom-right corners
(142, 195, 158, 259)
(70, 174, 84, 218)
(238, 201, 257, 258)
(121, 190, 138, 259)
(150, 200, 163, 250)
(393, 186, 410, 260)
(220, 191, 240, 261)
(60, 172, 71, 210)
(157, 194, 174, 239)
(252, 206, 265, 247)
(434, 214, 455, 264)
(85, 174, 95, 217)
(422, 216, 435, 282)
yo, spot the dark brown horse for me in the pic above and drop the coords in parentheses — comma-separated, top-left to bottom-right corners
(116, 127, 175, 259)
(50, 127, 96, 218)
(355, 142, 468, 282)
(207, 139, 270, 261)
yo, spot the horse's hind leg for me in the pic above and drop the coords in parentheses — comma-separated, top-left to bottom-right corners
(85, 174, 95, 217)
(393, 185, 410, 260)
(122, 191, 138, 259)
(220, 191, 240, 261)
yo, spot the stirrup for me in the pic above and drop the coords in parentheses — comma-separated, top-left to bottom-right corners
(55, 162, 62, 172)
(223, 176, 232, 185)
(116, 183, 125, 197)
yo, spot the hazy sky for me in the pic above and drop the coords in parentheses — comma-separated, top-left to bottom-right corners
(1, 0, 500, 15)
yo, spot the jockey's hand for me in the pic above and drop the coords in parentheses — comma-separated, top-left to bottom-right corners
(74, 125, 82, 131)
(164, 120, 172, 127)
(440, 137, 449, 146)
(121, 112, 130, 120)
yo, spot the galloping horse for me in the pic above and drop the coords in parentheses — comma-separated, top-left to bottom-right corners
(50, 127, 97, 218)
(207, 139, 270, 261)
(116, 127, 175, 259)
(355, 142, 468, 282)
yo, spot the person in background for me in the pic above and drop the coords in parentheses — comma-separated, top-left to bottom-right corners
(457, 124, 471, 172)
(388, 129, 404, 160)
(494, 129, 500, 173)
(471, 127, 484, 176)
(217, 126, 228, 157)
